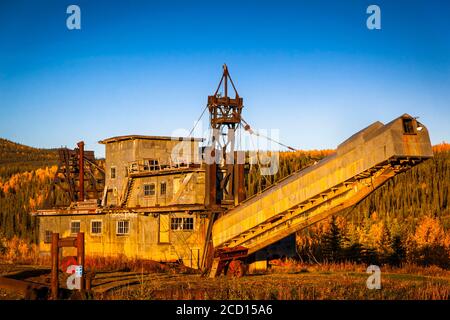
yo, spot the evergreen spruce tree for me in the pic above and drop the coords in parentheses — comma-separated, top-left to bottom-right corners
(322, 216, 343, 262)
(388, 235, 406, 267)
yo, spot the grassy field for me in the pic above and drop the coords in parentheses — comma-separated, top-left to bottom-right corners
(0, 262, 448, 300)
(105, 263, 449, 300)
(106, 273, 449, 300)
(0, 261, 450, 300)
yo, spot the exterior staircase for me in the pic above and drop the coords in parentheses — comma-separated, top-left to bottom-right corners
(120, 177, 135, 207)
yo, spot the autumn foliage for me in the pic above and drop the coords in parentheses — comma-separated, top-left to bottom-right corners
(432, 142, 450, 153)
(246, 149, 335, 196)
(0, 236, 40, 264)
(0, 166, 61, 240)
(296, 214, 450, 268)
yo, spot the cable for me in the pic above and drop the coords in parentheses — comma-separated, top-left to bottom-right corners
(241, 117, 297, 151)
(189, 105, 208, 137)
(246, 126, 272, 191)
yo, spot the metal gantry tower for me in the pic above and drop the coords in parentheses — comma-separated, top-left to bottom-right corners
(205, 64, 246, 209)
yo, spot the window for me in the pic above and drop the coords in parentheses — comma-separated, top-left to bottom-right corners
(110, 166, 116, 179)
(143, 159, 159, 171)
(183, 217, 194, 230)
(145, 159, 159, 171)
(171, 217, 182, 230)
(70, 221, 81, 234)
(402, 118, 416, 135)
(44, 230, 52, 244)
(170, 217, 194, 231)
(91, 220, 102, 234)
(144, 183, 156, 196)
(116, 220, 129, 235)
(160, 182, 167, 196)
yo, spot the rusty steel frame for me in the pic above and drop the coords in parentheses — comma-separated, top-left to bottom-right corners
(77, 141, 85, 201)
(52, 141, 105, 204)
(208, 246, 249, 278)
(51, 232, 86, 300)
(206, 65, 246, 208)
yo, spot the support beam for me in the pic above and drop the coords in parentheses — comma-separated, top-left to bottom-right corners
(77, 232, 85, 291)
(51, 233, 59, 300)
(77, 141, 85, 201)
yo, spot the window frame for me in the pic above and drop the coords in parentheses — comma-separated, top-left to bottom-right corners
(170, 217, 183, 230)
(143, 183, 156, 196)
(402, 118, 417, 135)
(160, 181, 167, 196)
(182, 217, 194, 231)
(170, 217, 194, 231)
(110, 166, 117, 179)
(44, 230, 52, 244)
(144, 159, 159, 171)
(90, 220, 103, 235)
(70, 220, 81, 235)
(116, 220, 130, 236)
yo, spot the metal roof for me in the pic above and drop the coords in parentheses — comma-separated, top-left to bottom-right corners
(98, 135, 204, 144)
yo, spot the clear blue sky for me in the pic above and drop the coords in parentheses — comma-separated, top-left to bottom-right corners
(0, 0, 449, 157)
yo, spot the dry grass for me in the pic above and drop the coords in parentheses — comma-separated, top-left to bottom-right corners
(85, 256, 168, 273)
(0, 236, 40, 265)
(0, 253, 448, 300)
(106, 262, 449, 300)
(84, 256, 200, 275)
(268, 259, 450, 277)
(0, 240, 198, 275)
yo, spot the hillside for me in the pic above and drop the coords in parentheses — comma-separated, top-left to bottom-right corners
(0, 138, 58, 179)
(0, 139, 60, 240)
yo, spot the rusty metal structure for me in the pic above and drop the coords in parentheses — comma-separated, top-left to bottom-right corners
(53, 141, 105, 203)
(205, 64, 246, 209)
(32, 65, 433, 279)
(50, 232, 87, 299)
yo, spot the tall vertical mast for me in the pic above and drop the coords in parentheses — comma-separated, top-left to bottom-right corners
(205, 65, 245, 208)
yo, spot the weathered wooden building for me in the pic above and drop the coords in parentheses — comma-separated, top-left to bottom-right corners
(35, 135, 211, 269)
